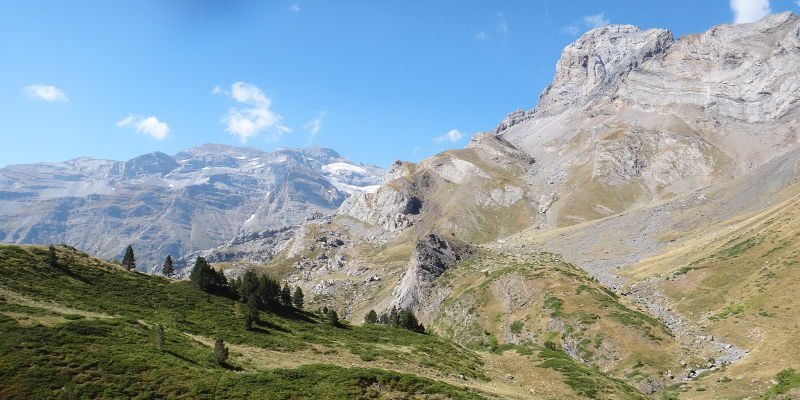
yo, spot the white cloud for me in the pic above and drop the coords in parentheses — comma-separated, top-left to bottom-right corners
(731, 0, 771, 24)
(560, 25, 580, 36)
(433, 129, 464, 143)
(496, 12, 509, 35)
(305, 111, 327, 144)
(116, 115, 170, 140)
(23, 84, 68, 102)
(474, 31, 487, 40)
(561, 12, 611, 36)
(213, 82, 291, 143)
(583, 12, 610, 29)
(289, 4, 300, 12)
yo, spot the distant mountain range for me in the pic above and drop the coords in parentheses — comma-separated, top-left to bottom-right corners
(0, 144, 384, 269)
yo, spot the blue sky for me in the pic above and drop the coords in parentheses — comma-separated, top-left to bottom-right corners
(2, 0, 799, 168)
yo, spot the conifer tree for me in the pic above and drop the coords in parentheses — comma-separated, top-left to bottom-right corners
(212, 267, 228, 287)
(327, 309, 340, 326)
(257, 274, 280, 307)
(247, 295, 260, 324)
(189, 256, 212, 291)
(213, 338, 228, 365)
(292, 287, 304, 309)
(154, 324, 165, 352)
(162, 255, 174, 278)
(399, 308, 424, 333)
(244, 312, 253, 331)
(241, 269, 259, 301)
(388, 306, 400, 327)
(364, 310, 378, 324)
(122, 245, 136, 271)
(46, 244, 58, 268)
(280, 282, 292, 306)
(230, 276, 242, 297)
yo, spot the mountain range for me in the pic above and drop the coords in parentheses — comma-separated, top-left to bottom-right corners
(0, 145, 384, 269)
(2, 12, 800, 399)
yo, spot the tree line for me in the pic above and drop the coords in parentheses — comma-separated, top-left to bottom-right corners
(109, 246, 424, 335)
(363, 305, 425, 333)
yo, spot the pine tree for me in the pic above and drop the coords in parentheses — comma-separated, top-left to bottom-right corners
(122, 245, 136, 271)
(399, 308, 424, 333)
(241, 269, 259, 301)
(213, 338, 228, 365)
(46, 244, 58, 268)
(292, 287, 304, 309)
(388, 306, 400, 327)
(244, 312, 253, 331)
(154, 324, 165, 352)
(247, 295, 260, 324)
(211, 267, 228, 287)
(189, 256, 212, 291)
(364, 310, 378, 324)
(230, 276, 242, 298)
(327, 309, 339, 326)
(257, 274, 280, 307)
(280, 283, 292, 306)
(162, 255, 174, 278)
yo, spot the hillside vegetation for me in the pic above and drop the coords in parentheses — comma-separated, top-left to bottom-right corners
(432, 251, 681, 396)
(0, 244, 649, 399)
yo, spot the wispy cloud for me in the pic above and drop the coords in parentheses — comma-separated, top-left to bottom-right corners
(561, 12, 611, 36)
(730, 0, 771, 24)
(583, 12, 610, 29)
(213, 82, 291, 143)
(560, 25, 580, 36)
(305, 111, 327, 144)
(289, 4, 300, 12)
(496, 12, 509, 36)
(433, 129, 464, 144)
(23, 84, 68, 102)
(473, 12, 509, 40)
(116, 115, 170, 140)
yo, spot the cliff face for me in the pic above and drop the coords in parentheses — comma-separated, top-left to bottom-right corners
(498, 13, 800, 226)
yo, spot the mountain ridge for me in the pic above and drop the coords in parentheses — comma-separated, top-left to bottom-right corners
(0, 144, 385, 270)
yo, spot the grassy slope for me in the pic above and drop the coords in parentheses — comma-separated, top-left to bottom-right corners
(623, 192, 800, 398)
(0, 244, 660, 399)
(432, 251, 676, 398)
(0, 245, 486, 399)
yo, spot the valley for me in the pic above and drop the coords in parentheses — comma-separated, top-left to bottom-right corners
(2, 9, 800, 400)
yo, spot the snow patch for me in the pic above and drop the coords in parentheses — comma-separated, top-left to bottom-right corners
(322, 162, 367, 175)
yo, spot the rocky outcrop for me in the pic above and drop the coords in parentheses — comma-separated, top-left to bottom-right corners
(339, 183, 421, 232)
(535, 25, 673, 117)
(390, 234, 473, 312)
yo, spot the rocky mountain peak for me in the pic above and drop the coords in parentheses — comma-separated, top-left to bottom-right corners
(534, 24, 673, 117)
(124, 151, 179, 178)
